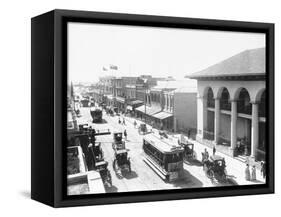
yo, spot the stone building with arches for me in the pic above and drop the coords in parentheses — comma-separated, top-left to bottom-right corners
(187, 47, 266, 161)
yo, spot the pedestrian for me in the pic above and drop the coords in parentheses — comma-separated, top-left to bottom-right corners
(187, 129, 191, 138)
(133, 120, 137, 128)
(123, 118, 126, 125)
(124, 129, 127, 140)
(251, 165, 256, 181)
(204, 148, 209, 160)
(245, 164, 251, 181)
(212, 145, 216, 156)
(118, 118, 121, 124)
(261, 161, 266, 179)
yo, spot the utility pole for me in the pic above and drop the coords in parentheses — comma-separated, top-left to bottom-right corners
(144, 81, 148, 123)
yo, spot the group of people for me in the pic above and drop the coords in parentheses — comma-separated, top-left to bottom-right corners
(245, 164, 257, 181)
(118, 117, 126, 125)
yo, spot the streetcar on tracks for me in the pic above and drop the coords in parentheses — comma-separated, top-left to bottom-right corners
(143, 133, 184, 182)
(90, 107, 103, 123)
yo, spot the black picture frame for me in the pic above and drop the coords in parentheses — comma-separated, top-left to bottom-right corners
(31, 9, 274, 208)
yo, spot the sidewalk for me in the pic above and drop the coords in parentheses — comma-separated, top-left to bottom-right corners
(123, 114, 265, 186)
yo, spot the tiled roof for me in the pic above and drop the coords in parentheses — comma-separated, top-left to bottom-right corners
(187, 47, 265, 78)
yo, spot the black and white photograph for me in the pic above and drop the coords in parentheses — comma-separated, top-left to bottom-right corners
(66, 22, 267, 195)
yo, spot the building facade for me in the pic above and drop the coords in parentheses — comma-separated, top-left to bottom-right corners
(135, 79, 197, 133)
(188, 48, 266, 161)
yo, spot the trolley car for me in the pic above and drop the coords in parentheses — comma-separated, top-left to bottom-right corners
(143, 134, 184, 182)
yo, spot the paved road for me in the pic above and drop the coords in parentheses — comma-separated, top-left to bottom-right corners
(76, 107, 236, 193)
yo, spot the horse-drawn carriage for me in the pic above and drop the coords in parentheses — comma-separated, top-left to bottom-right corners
(181, 141, 195, 160)
(112, 132, 131, 173)
(202, 155, 227, 182)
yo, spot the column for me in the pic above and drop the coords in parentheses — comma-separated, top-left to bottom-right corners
(230, 100, 237, 155)
(196, 96, 207, 140)
(214, 98, 220, 144)
(251, 102, 259, 159)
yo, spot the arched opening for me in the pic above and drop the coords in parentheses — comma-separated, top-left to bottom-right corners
(218, 87, 231, 146)
(207, 88, 215, 108)
(235, 88, 252, 156)
(237, 88, 252, 115)
(205, 87, 215, 140)
(259, 91, 266, 117)
(220, 88, 231, 111)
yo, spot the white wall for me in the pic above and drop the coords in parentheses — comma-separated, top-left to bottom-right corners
(174, 92, 197, 131)
(0, 0, 279, 216)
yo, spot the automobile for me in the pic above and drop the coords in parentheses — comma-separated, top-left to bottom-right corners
(95, 161, 112, 188)
(203, 155, 227, 182)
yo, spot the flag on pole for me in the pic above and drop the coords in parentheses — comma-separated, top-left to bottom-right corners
(110, 64, 118, 70)
(102, 67, 108, 71)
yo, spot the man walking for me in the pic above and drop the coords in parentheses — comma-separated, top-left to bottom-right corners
(212, 145, 216, 156)
(124, 129, 127, 140)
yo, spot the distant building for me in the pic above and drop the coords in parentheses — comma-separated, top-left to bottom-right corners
(135, 79, 197, 133)
(187, 48, 266, 161)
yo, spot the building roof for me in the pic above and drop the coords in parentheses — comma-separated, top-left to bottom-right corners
(187, 47, 265, 79)
(152, 79, 197, 93)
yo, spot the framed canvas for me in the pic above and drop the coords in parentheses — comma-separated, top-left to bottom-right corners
(31, 9, 274, 207)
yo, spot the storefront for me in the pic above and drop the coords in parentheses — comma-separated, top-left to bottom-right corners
(116, 96, 125, 113)
(152, 111, 173, 130)
(135, 105, 161, 125)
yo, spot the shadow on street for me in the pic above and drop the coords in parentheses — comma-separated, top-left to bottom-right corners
(173, 169, 203, 188)
(122, 170, 138, 179)
(105, 185, 118, 193)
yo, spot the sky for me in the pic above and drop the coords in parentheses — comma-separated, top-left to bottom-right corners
(67, 22, 265, 83)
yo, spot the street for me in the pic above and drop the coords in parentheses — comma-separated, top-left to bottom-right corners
(76, 107, 251, 194)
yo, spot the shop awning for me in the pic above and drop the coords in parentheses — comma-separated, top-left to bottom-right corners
(153, 111, 173, 120)
(135, 105, 161, 115)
